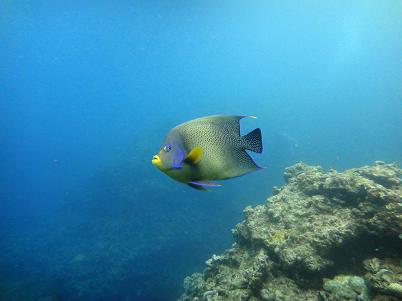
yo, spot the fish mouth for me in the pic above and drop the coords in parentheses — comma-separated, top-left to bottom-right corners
(151, 155, 161, 167)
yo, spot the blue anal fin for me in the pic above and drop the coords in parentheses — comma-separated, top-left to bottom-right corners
(187, 181, 222, 192)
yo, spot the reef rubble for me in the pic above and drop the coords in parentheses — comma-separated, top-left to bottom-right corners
(179, 161, 402, 301)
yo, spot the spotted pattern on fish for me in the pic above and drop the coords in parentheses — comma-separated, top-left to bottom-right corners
(152, 115, 263, 189)
(172, 116, 261, 180)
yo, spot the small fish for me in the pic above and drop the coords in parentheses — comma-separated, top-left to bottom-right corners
(151, 115, 263, 191)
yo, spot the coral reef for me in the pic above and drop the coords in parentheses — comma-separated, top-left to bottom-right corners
(321, 275, 369, 301)
(179, 161, 402, 301)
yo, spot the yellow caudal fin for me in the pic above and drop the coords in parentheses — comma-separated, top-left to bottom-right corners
(184, 146, 202, 165)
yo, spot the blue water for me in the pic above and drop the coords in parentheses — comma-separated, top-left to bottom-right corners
(1, 1, 401, 300)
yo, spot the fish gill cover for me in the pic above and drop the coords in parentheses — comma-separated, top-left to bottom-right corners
(1, 1, 402, 301)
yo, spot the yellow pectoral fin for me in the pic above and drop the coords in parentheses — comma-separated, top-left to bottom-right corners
(184, 146, 202, 165)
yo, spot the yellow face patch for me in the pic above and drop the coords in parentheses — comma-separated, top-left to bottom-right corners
(151, 155, 162, 167)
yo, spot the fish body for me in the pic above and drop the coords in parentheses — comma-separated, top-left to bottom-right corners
(152, 115, 263, 190)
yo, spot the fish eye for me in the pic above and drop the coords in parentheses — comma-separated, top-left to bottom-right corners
(163, 144, 172, 152)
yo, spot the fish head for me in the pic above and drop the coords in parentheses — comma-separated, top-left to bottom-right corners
(152, 133, 186, 173)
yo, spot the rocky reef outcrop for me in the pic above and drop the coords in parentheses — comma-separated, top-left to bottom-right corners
(179, 161, 402, 301)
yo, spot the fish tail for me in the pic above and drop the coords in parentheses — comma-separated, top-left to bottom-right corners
(242, 128, 263, 153)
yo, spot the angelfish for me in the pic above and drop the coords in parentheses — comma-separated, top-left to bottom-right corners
(151, 115, 263, 191)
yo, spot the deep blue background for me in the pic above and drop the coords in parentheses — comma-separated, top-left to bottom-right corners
(1, 1, 401, 300)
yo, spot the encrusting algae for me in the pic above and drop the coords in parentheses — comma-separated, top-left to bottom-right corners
(179, 161, 402, 301)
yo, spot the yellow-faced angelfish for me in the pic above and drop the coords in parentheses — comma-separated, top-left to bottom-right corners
(151, 115, 263, 191)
